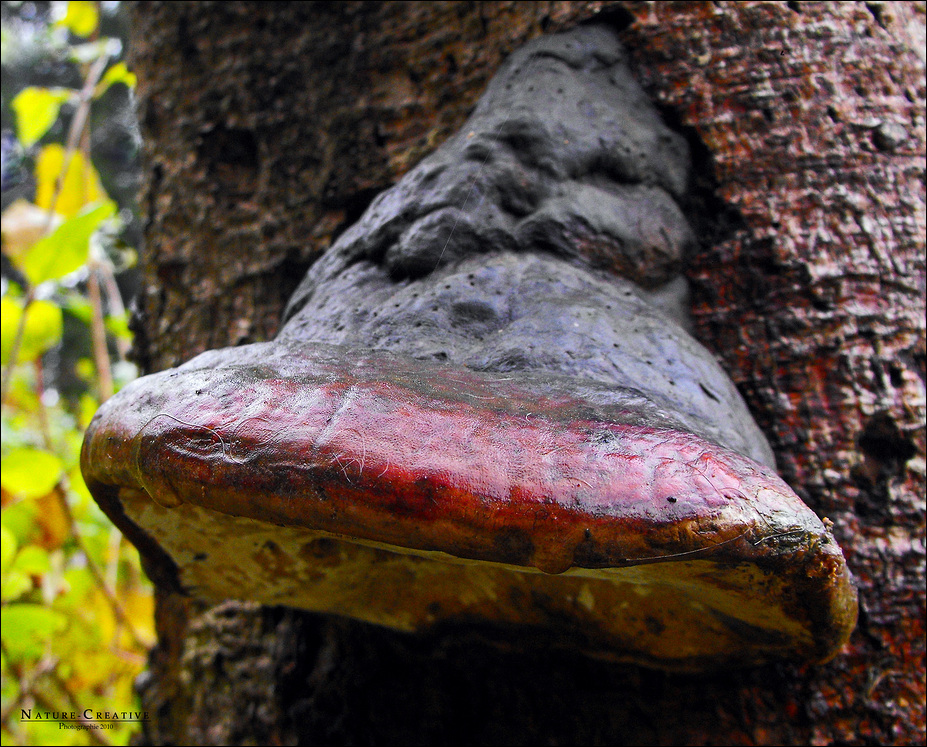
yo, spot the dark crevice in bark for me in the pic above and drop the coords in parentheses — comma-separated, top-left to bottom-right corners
(652, 101, 749, 259)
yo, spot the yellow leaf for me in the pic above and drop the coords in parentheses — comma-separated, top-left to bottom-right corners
(32, 492, 70, 550)
(69, 463, 94, 505)
(34, 144, 106, 218)
(11, 87, 74, 148)
(0, 448, 64, 500)
(121, 586, 156, 647)
(0, 297, 64, 365)
(57, 1, 99, 38)
(96, 62, 137, 97)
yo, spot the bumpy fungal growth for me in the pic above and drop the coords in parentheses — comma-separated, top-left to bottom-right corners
(82, 25, 856, 670)
(285, 25, 694, 314)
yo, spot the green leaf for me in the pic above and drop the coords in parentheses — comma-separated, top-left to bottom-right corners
(57, 0, 99, 38)
(13, 544, 51, 576)
(0, 199, 61, 263)
(0, 297, 63, 365)
(11, 87, 74, 148)
(1, 529, 45, 604)
(1, 523, 34, 603)
(0, 603, 67, 661)
(60, 291, 93, 323)
(0, 502, 35, 546)
(104, 310, 132, 341)
(1, 570, 32, 602)
(18, 200, 116, 285)
(96, 61, 137, 97)
(0, 448, 64, 499)
(1, 524, 17, 572)
(77, 392, 100, 429)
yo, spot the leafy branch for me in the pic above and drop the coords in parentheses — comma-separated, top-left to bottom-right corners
(2, 3, 151, 745)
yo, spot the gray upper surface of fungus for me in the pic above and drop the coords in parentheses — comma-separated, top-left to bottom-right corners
(286, 25, 692, 300)
(281, 25, 774, 467)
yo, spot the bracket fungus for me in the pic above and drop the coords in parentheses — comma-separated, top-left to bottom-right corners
(82, 26, 856, 671)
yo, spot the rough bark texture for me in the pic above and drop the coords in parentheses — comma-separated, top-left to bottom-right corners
(127, 2, 925, 744)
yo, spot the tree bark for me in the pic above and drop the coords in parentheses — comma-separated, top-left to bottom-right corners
(127, 2, 925, 744)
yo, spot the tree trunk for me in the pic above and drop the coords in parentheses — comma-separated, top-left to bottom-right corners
(127, 2, 925, 744)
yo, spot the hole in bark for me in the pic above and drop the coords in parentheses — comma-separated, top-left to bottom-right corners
(865, 3, 887, 29)
(582, 5, 635, 32)
(855, 412, 916, 485)
(198, 126, 259, 193)
(888, 364, 904, 388)
(652, 103, 747, 254)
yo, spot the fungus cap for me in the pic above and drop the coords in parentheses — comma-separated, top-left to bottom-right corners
(81, 341, 857, 671)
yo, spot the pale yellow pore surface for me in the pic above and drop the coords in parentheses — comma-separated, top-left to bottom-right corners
(120, 489, 810, 669)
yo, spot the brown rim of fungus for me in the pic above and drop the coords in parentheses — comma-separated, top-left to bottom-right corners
(81, 342, 857, 671)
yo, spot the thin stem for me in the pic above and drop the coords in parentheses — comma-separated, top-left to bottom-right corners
(43, 54, 108, 226)
(0, 287, 35, 406)
(53, 480, 148, 651)
(30, 363, 146, 651)
(87, 268, 114, 401)
(3, 55, 110, 406)
(0, 639, 58, 725)
(97, 259, 132, 360)
(48, 667, 114, 747)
